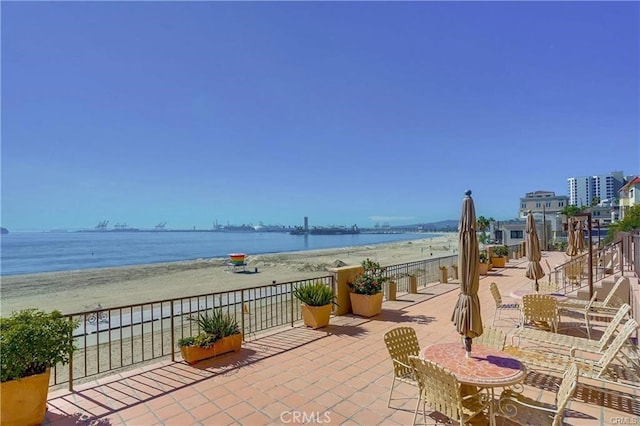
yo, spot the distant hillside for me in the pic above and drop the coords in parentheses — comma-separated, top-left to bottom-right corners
(421, 220, 458, 229)
(385, 220, 458, 232)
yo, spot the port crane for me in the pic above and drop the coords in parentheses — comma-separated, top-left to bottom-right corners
(95, 220, 109, 230)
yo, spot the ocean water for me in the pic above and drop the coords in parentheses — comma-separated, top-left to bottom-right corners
(0, 231, 436, 276)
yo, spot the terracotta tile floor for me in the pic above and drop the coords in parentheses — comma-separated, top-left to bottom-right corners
(45, 251, 640, 425)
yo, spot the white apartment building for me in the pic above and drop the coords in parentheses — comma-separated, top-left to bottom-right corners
(567, 171, 625, 207)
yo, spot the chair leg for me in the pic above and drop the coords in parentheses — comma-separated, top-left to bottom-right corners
(387, 376, 397, 407)
(412, 395, 421, 426)
(584, 312, 592, 339)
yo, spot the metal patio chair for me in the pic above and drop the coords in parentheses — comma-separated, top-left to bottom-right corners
(383, 326, 420, 407)
(497, 362, 578, 426)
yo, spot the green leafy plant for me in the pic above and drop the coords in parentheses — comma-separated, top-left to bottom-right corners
(177, 334, 219, 349)
(492, 245, 509, 257)
(348, 258, 390, 295)
(605, 205, 640, 244)
(293, 282, 338, 307)
(560, 205, 585, 217)
(1, 309, 79, 382)
(479, 252, 489, 264)
(178, 308, 240, 348)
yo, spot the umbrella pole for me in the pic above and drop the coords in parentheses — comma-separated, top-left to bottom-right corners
(464, 337, 472, 357)
(535, 278, 539, 293)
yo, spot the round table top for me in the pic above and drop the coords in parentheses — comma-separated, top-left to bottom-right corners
(509, 289, 568, 302)
(421, 342, 526, 387)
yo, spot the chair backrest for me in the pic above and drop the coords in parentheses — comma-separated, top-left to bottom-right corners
(596, 318, 639, 373)
(597, 303, 632, 350)
(584, 291, 599, 310)
(475, 326, 506, 350)
(601, 276, 628, 306)
(522, 294, 558, 324)
(409, 356, 464, 423)
(539, 281, 560, 294)
(384, 327, 420, 378)
(552, 362, 579, 426)
(545, 259, 552, 274)
(490, 282, 502, 307)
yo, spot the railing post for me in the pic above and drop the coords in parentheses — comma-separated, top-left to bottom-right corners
(68, 316, 74, 392)
(329, 265, 362, 315)
(241, 291, 246, 337)
(170, 302, 175, 362)
(290, 282, 295, 327)
(621, 238, 625, 276)
(409, 275, 418, 294)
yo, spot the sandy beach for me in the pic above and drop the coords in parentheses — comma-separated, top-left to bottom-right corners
(0, 233, 459, 315)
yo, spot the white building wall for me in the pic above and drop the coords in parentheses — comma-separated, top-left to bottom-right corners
(568, 176, 591, 206)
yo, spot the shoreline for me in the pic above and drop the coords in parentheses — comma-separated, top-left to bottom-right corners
(0, 233, 458, 315)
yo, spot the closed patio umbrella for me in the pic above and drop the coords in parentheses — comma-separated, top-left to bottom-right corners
(452, 190, 483, 357)
(565, 220, 577, 257)
(525, 211, 545, 292)
(574, 220, 586, 253)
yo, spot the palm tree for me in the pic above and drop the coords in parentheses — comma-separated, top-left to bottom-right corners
(477, 216, 494, 244)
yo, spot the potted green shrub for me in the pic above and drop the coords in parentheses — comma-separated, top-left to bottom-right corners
(178, 308, 242, 365)
(347, 258, 390, 317)
(479, 252, 489, 275)
(293, 282, 338, 329)
(491, 245, 509, 268)
(1, 309, 78, 426)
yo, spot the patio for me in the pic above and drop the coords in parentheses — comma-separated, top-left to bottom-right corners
(45, 250, 639, 425)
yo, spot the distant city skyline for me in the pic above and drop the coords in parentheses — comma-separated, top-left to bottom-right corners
(3, 2, 638, 231)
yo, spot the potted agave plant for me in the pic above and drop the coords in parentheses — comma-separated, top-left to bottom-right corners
(293, 282, 338, 329)
(1, 309, 78, 426)
(347, 258, 390, 317)
(178, 308, 242, 365)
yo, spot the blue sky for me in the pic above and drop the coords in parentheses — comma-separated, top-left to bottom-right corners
(2, 1, 639, 231)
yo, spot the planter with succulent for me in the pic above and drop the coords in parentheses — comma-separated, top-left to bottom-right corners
(1, 309, 79, 426)
(347, 258, 390, 317)
(479, 252, 489, 275)
(491, 245, 509, 268)
(293, 282, 338, 329)
(178, 309, 242, 365)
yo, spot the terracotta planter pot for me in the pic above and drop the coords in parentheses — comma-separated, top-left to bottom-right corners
(301, 304, 332, 329)
(491, 256, 507, 268)
(478, 262, 489, 275)
(214, 333, 243, 356)
(349, 292, 384, 317)
(180, 333, 243, 365)
(0, 368, 51, 426)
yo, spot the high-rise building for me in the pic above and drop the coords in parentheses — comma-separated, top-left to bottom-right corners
(567, 171, 625, 207)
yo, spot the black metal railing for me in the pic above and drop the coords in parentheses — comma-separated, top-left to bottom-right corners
(51, 244, 569, 391)
(54, 275, 333, 390)
(383, 255, 458, 292)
